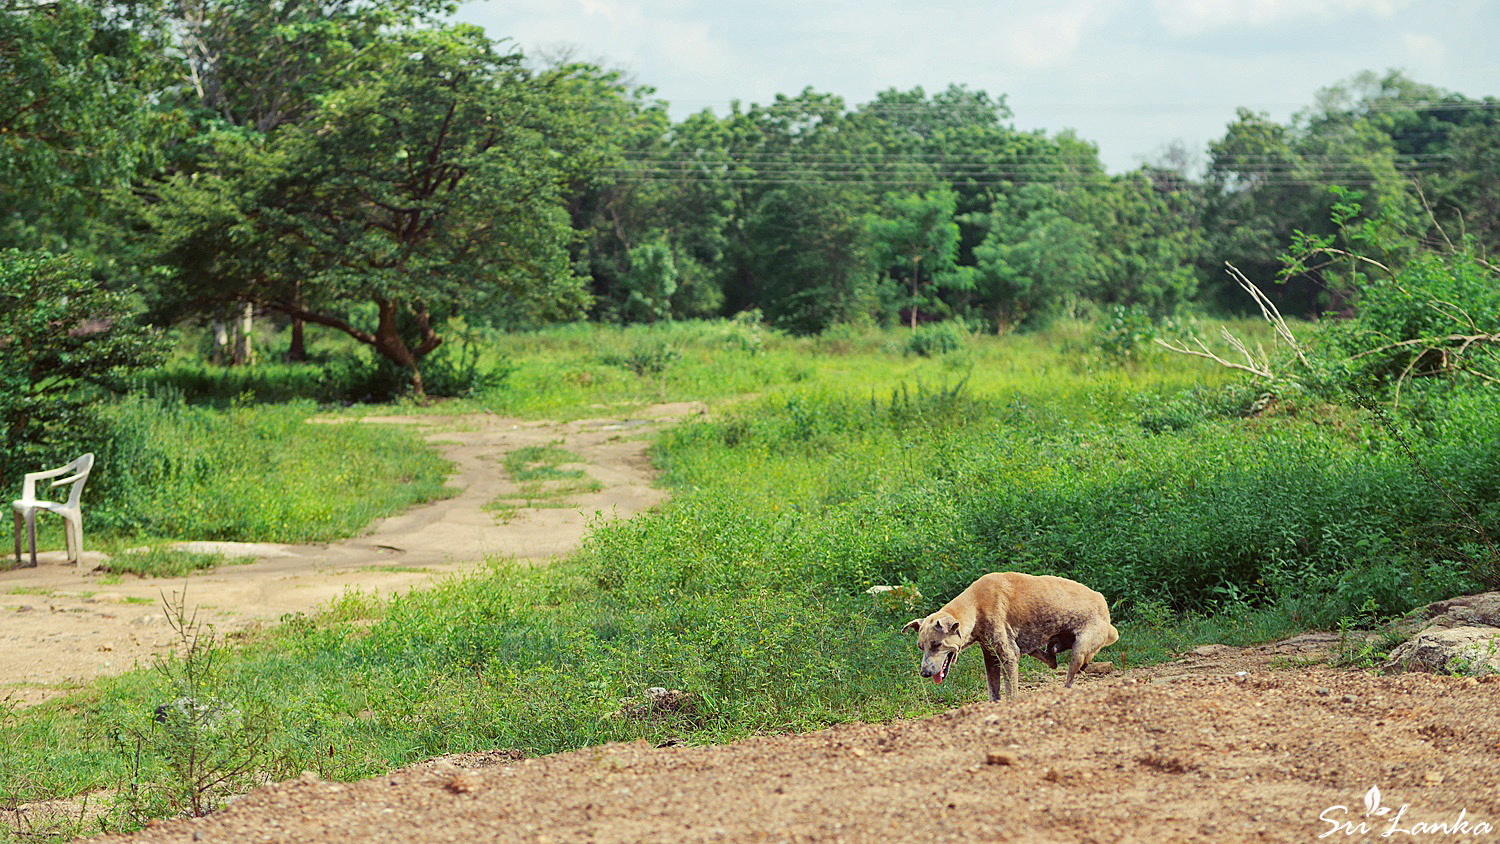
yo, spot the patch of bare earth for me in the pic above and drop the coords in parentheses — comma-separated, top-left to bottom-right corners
(94, 637, 1500, 843)
(0, 403, 703, 708)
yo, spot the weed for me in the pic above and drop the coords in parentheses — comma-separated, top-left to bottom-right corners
(603, 339, 682, 376)
(110, 592, 274, 821)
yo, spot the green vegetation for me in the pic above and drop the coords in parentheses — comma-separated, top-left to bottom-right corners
(6, 317, 1500, 840)
(2, 393, 452, 569)
(87, 395, 453, 543)
(96, 546, 229, 579)
(7, 0, 1498, 397)
(4, 2, 1499, 839)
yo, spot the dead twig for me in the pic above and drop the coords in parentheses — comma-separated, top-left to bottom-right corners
(1154, 263, 1308, 380)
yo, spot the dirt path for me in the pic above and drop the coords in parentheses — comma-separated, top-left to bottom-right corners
(0, 403, 704, 707)
(96, 636, 1500, 843)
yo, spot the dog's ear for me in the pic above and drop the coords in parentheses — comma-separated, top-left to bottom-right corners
(939, 617, 959, 636)
(901, 619, 922, 635)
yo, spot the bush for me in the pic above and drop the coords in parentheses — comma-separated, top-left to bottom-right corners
(1318, 250, 1500, 393)
(651, 389, 1494, 623)
(602, 338, 682, 376)
(0, 250, 168, 482)
(902, 322, 965, 357)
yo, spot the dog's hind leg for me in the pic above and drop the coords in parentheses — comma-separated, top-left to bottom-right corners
(1063, 621, 1116, 688)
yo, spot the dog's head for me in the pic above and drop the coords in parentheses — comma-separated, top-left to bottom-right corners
(901, 612, 964, 684)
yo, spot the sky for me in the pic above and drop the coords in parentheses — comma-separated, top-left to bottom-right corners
(451, 0, 1499, 173)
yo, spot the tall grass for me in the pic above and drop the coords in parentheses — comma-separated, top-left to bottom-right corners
(5, 391, 453, 554)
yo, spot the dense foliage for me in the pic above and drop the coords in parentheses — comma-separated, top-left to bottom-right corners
(8, 1, 1499, 389)
(0, 250, 168, 482)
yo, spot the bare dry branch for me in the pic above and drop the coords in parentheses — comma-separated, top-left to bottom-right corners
(1153, 335, 1273, 379)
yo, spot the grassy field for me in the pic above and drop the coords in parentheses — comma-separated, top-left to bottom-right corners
(4, 317, 1497, 840)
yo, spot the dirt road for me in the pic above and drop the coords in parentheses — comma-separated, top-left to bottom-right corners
(98, 638, 1500, 843)
(1, 403, 702, 707)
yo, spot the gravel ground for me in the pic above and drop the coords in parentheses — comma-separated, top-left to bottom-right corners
(92, 639, 1500, 843)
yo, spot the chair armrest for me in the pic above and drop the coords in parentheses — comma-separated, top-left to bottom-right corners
(20, 465, 73, 500)
(51, 471, 89, 488)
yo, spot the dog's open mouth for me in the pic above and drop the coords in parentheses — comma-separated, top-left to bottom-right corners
(933, 651, 956, 685)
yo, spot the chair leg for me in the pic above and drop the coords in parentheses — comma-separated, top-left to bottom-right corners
(64, 514, 81, 564)
(11, 510, 19, 566)
(24, 511, 38, 567)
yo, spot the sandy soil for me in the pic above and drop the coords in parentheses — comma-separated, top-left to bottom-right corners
(10, 402, 1500, 842)
(95, 637, 1500, 844)
(1, 403, 703, 708)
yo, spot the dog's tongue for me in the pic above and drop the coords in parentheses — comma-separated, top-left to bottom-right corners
(933, 669, 946, 685)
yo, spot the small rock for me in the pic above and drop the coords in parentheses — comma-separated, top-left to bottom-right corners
(446, 772, 483, 794)
(1341, 694, 1357, 704)
(1042, 767, 1061, 783)
(1315, 688, 1331, 696)
(1084, 661, 1113, 676)
(986, 752, 1016, 766)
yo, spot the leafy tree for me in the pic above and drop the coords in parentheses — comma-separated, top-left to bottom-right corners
(620, 237, 678, 323)
(969, 177, 1198, 331)
(1434, 121, 1500, 256)
(140, 26, 591, 396)
(971, 185, 1102, 331)
(738, 182, 879, 335)
(867, 188, 970, 328)
(0, 0, 171, 254)
(1202, 76, 1423, 316)
(157, 0, 452, 135)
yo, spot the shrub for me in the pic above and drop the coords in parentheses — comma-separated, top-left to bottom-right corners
(901, 322, 965, 357)
(0, 250, 168, 481)
(602, 338, 682, 376)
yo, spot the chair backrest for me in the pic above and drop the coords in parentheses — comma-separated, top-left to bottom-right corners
(55, 453, 94, 508)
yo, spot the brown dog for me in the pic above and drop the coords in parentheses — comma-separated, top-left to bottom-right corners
(902, 572, 1118, 701)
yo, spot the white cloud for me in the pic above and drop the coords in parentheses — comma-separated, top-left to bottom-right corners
(1401, 31, 1446, 64)
(998, 1, 1119, 68)
(1152, 0, 1409, 35)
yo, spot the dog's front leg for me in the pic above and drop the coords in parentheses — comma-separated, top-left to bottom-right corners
(980, 645, 1007, 701)
(982, 639, 1022, 700)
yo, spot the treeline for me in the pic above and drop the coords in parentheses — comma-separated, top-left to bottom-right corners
(4, 0, 1499, 393)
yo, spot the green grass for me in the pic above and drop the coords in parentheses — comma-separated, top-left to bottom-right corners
(7, 316, 1495, 841)
(94, 546, 230, 578)
(90, 396, 453, 545)
(483, 443, 605, 520)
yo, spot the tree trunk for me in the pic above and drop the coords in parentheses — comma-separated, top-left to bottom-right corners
(233, 301, 255, 365)
(287, 281, 307, 362)
(372, 299, 426, 400)
(910, 256, 921, 330)
(288, 317, 306, 362)
(210, 321, 229, 365)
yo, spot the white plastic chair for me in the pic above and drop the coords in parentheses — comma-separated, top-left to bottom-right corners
(12, 453, 94, 567)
